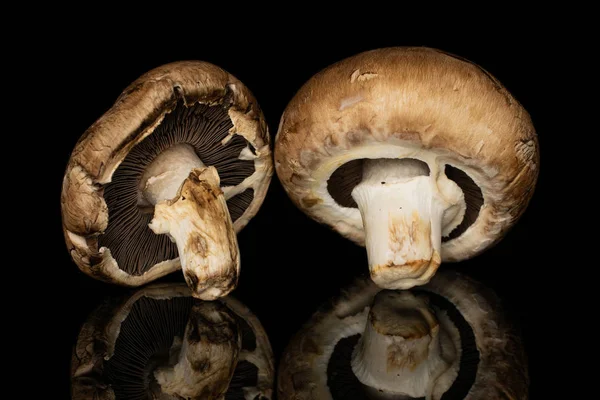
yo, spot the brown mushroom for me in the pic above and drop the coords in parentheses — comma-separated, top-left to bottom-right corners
(62, 61, 272, 300)
(275, 47, 538, 290)
(277, 269, 529, 399)
(71, 283, 275, 399)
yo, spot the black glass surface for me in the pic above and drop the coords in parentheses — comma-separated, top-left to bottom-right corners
(45, 34, 554, 399)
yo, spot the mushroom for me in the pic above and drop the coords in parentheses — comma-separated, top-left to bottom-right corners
(275, 47, 538, 289)
(71, 283, 275, 399)
(62, 61, 272, 300)
(277, 269, 529, 399)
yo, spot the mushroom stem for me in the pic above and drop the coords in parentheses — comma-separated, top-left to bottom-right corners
(139, 144, 207, 207)
(147, 164, 240, 300)
(140, 144, 240, 300)
(351, 291, 455, 399)
(351, 159, 464, 289)
(138, 144, 240, 300)
(154, 301, 241, 399)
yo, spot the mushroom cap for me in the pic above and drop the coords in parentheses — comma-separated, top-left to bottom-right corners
(275, 47, 538, 262)
(277, 269, 529, 399)
(71, 283, 275, 399)
(62, 61, 272, 285)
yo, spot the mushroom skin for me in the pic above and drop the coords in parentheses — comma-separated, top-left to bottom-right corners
(61, 61, 272, 297)
(71, 283, 275, 400)
(275, 47, 538, 289)
(277, 270, 529, 400)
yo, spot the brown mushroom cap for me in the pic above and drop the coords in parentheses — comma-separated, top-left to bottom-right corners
(275, 47, 538, 262)
(71, 283, 275, 399)
(62, 61, 272, 285)
(277, 269, 529, 399)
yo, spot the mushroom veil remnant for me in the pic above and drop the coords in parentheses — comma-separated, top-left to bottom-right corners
(275, 47, 539, 290)
(61, 61, 272, 300)
(71, 283, 275, 399)
(278, 270, 529, 399)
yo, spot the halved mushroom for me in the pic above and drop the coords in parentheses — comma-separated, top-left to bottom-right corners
(62, 61, 272, 300)
(275, 47, 539, 289)
(277, 269, 528, 399)
(71, 283, 274, 399)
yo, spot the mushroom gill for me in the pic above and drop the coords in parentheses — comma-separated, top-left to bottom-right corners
(98, 101, 256, 276)
(442, 165, 484, 241)
(227, 188, 255, 222)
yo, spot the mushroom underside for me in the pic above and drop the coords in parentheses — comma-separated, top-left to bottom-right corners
(98, 102, 257, 276)
(326, 290, 479, 400)
(327, 158, 483, 243)
(103, 295, 261, 399)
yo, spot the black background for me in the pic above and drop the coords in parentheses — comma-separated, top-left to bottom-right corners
(45, 30, 559, 398)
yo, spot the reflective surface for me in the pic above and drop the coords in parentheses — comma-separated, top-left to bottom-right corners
(71, 284, 273, 399)
(278, 270, 528, 399)
(47, 36, 552, 398)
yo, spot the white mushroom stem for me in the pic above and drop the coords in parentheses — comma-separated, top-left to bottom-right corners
(351, 291, 455, 398)
(351, 159, 464, 289)
(138, 144, 206, 206)
(142, 144, 240, 301)
(154, 302, 241, 399)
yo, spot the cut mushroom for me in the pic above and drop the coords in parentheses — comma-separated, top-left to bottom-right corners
(275, 47, 539, 289)
(61, 61, 272, 300)
(71, 283, 274, 400)
(277, 269, 529, 400)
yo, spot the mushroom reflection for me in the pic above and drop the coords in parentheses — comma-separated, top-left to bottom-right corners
(278, 270, 528, 400)
(71, 283, 274, 399)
